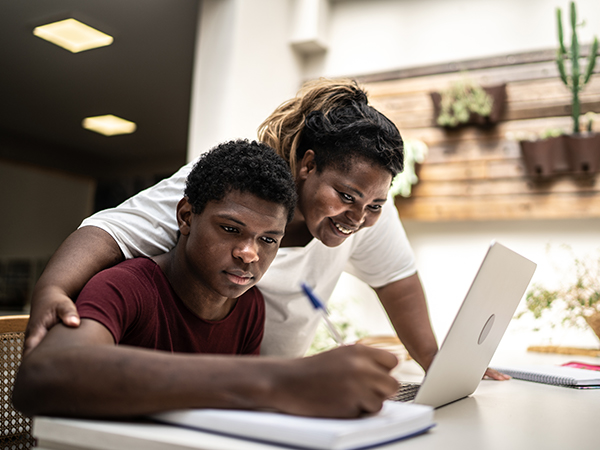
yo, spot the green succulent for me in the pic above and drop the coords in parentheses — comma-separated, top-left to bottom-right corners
(517, 247, 600, 330)
(390, 138, 428, 198)
(437, 79, 493, 127)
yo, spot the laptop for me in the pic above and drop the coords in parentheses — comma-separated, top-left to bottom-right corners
(392, 241, 536, 408)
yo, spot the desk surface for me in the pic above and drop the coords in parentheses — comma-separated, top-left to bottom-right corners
(33, 358, 600, 450)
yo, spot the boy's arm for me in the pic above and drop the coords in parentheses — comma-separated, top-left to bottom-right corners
(13, 319, 399, 419)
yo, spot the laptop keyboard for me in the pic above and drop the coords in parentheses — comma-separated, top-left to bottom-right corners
(390, 382, 421, 402)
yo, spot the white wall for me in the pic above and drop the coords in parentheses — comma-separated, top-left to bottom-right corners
(192, 0, 600, 353)
(306, 0, 600, 78)
(187, 0, 304, 160)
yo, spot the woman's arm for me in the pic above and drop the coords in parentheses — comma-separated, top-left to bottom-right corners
(374, 273, 438, 372)
(15, 320, 399, 419)
(375, 273, 511, 380)
(25, 162, 194, 354)
(24, 227, 124, 354)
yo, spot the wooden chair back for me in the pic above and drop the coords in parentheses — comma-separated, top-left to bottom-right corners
(0, 315, 35, 450)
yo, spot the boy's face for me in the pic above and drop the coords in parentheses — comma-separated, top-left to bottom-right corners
(178, 190, 287, 301)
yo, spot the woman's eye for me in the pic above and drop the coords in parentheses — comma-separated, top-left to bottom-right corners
(339, 192, 353, 202)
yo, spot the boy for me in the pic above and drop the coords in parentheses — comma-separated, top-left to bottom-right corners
(14, 140, 398, 419)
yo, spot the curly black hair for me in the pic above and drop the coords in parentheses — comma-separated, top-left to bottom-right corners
(185, 139, 297, 223)
(297, 93, 404, 178)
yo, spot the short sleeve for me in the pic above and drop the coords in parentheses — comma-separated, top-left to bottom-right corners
(76, 266, 147, 343)
(79, 160, 196, 259)
(345, 197, 417, 288)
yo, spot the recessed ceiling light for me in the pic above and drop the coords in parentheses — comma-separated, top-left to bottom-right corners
(82, 115, 137, 136)
(33, 18, 113, 53)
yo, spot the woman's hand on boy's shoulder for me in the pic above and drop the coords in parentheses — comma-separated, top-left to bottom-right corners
(24, 287, 80, 355)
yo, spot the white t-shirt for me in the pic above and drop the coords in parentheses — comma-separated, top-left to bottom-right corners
(81, 160, 417, 357)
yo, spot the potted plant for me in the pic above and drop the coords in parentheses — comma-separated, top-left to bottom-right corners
(556, 1, 599, 174)
(565, 111, 600, 174)
(430, 78, 506, 128)
(390, 138, 428, 198)
(516, 128, 567, 177)
(517, 247, 600, 345)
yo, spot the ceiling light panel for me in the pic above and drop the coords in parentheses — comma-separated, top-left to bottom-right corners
(82, 115, 137, 136)
(33, 18, 113, 53)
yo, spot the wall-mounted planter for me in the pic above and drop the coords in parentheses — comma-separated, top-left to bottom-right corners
(520, 133, 600, 177)
(564, 133, 600, 174)
(430, 84, 507, 128)
(520, 136, 567, 177)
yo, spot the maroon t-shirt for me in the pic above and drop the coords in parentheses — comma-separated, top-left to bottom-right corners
(76, 258, 264, 355)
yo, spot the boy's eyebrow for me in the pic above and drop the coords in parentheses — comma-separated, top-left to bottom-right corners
(218, 214, 285, 236)
(340, 184, 387, 203)
(219, 214, 246, 227)
(264, 229, 286, 236)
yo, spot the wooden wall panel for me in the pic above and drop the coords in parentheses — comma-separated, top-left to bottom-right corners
(358, 49, 600, 221)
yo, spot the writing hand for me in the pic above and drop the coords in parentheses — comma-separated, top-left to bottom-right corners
(270, 344, 398, 418)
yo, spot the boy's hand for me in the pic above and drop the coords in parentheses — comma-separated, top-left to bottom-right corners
(271, 344, 398, 418)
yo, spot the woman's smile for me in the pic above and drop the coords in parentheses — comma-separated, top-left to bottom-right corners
(331, 218, 357, 236)
(297, 153, 392, 248)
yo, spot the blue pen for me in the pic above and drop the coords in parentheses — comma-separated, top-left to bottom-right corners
(301, 283, 345, 346)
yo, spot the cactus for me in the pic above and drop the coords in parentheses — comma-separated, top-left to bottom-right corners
(556, 1, 598, 134)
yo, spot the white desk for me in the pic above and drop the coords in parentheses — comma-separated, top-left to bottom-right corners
(32, 359, 600, 450)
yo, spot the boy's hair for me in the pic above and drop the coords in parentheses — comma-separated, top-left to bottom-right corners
(185, 139, 297, 223)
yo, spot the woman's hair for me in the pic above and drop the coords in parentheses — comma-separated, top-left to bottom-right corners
(185, 139, 297, 224)
(257, 78, 404, 178)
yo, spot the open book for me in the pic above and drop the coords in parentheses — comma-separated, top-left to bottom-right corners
(492, 365, 600, 388)
(153, 401, 435, 450)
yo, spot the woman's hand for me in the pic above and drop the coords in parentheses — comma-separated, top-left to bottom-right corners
(24, 287, 80, 355)
(483, 367, 511, 380)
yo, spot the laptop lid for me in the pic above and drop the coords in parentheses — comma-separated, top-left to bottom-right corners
(413, 241, 536, 408)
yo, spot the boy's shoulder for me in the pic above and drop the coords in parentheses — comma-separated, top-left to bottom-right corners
(86, 257, 165, 299)
(116, 257, 160, 272)
(99, 257, 161, 280)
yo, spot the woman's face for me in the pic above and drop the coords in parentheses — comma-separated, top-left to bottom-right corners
(296, 151, 392, 248)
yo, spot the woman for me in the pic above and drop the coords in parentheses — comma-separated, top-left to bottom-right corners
(26, 78, 500, 378)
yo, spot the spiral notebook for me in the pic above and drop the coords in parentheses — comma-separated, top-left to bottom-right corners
(491, 365, 600, 388)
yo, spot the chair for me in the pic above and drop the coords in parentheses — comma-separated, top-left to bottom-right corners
(1, 315, 35, 450)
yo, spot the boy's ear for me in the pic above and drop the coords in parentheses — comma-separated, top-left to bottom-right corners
(176, 198, 193, 236)
(297, 149, 317, 180)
